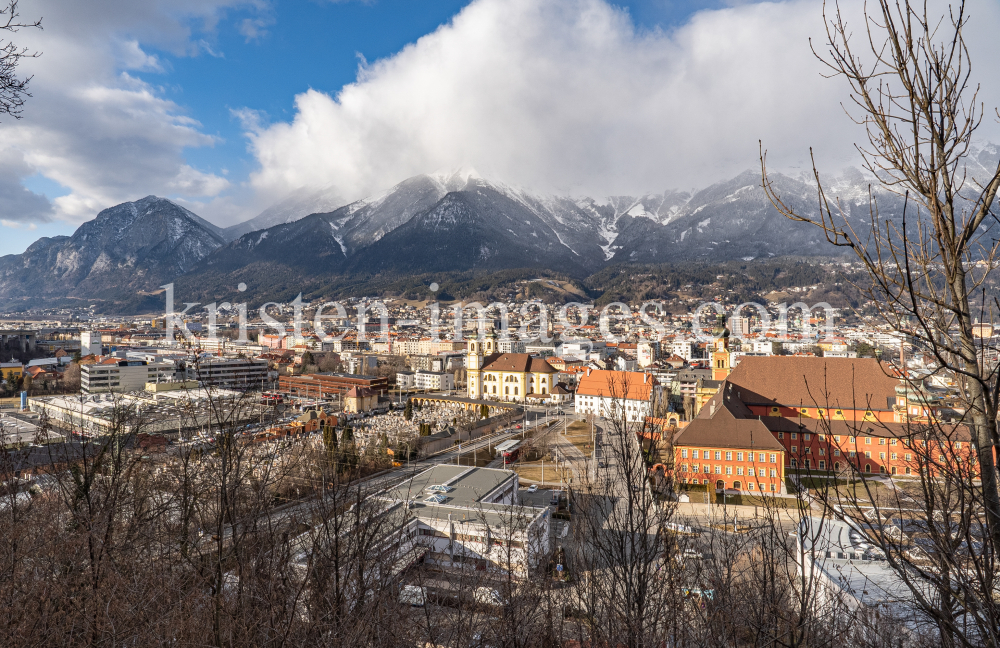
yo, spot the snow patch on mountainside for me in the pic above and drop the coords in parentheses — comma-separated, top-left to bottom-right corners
(223, 185, 344, 240)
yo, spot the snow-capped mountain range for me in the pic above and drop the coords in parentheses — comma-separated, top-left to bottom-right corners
(197, 165, 878, 277)
(1, 145, 997, 304)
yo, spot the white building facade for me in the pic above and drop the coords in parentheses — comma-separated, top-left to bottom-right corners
(414, 370, 455, 391)
(81, 360, 176, 394)
(187, 357, 269, 388)
(573, 369, 657, 423)
(396, 371, 415, 389)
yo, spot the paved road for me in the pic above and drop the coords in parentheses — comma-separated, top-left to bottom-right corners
(545, 423, 591, 483)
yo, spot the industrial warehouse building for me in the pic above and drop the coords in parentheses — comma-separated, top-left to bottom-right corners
(29, 384, 259, 436)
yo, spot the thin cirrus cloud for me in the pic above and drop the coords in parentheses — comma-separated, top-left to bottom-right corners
(241, 0, 1000, 206)
(0, 0, 255, 227)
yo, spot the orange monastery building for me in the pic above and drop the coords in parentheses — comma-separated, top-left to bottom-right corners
(671, 355, 978, 493)
(726, 355, 904, 424)
(673, 388, 787, 494)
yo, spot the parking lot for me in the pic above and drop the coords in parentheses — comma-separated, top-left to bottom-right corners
(518, 485, 560, 508)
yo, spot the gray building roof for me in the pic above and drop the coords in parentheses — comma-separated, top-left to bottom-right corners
(380, 465, 547, 529)
(800, 516, 925, 622)
(385, 465, 514, 506)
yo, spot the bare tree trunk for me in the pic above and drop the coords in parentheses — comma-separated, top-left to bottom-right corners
(762, 2, 1000, 643)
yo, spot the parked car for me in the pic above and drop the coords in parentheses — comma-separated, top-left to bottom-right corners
(526, 484, 538, 493)
(399, 584, 426, 607)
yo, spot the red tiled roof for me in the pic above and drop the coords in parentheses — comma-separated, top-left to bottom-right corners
(576, 369, 656, 400)
(674, 389, 784, 451)
(481, 353, 557, 373)
(793, 416, 972, 442)
(726, 356, 901, 412)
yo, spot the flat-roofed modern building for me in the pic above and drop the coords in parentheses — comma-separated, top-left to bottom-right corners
(396, 371, 415, 389)
(798, 515, 924, 629)
(187, 356, 268, 389)
(414, 370, 454, 392)
(376, 465, 551, 575)
(279, 373, 389, 400)
(81, 359, 176, 394)
(29, 386, 252, 436)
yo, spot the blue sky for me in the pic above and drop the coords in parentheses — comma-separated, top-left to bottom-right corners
(138, 0, 725, 197)
(156, 0, 482, 181)
(2, 0, 737, 255)
(1, 0, 998, 256)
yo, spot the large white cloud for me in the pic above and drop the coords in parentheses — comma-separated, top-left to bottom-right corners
(0, 0, 253, 225)
(3, 0, 999, 239)
(243, 0, 1000, 204)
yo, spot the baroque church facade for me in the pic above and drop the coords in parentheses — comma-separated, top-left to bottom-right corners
(467, 332, 558, 402)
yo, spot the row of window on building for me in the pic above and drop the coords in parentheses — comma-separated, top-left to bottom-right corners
(679, 464, 779, 478)
(682, 477, 779, 492)
(680, 449, 777, 463)
(778, 431, 967, 450)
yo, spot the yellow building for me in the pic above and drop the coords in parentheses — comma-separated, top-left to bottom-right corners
(344, 386, 379, 413)
(1, 362, 23, 381)
(467, 332, 557, 402)
(711, 318, 731, 381)
(694, 377, 724, 417)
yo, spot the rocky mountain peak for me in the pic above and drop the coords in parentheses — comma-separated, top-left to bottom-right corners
(0, 195, 228, 306)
